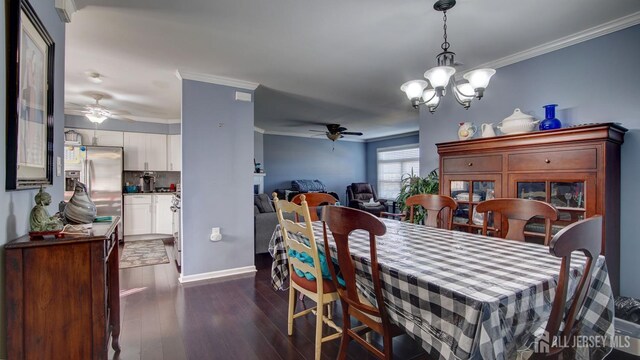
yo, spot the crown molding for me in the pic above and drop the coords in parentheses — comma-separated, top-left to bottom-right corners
(365, 131, 419, 143)
(55, 0, 77, 23)
(473, 11, 640, 71)
(254, 126, 265, 134)
(264, 130, 365, 142)
(175, 69, 259, 90)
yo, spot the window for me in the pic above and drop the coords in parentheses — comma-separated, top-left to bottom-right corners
(377, 145, 420, 200)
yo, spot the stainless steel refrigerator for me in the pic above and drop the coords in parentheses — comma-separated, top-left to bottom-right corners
(64, 145, 123, 236)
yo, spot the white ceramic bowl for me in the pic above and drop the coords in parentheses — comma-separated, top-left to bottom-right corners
(497, 108, 540, 134)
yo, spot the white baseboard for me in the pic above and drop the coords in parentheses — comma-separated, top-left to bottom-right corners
(178, 265, 256, 284)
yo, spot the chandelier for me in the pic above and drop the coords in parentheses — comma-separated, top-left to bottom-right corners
(400, 0, 495, 113)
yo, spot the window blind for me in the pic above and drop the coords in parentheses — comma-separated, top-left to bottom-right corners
(377, 145, 420, 200)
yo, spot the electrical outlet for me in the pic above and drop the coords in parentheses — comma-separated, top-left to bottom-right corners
(210, 227, 222, 242)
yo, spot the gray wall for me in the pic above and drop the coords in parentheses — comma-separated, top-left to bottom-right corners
(181, 79, 254, 276)
(419, 24, 640, 298)
(65, 114, 181, 134)
(0, 0, 65, 355)
(263, 135, 366, 204)
(365, 133, 420, 190)
(254, 131, 264, 166)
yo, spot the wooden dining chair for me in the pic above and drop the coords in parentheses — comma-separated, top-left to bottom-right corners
(475, 198, 559, 244)
(291, 192, 338, 222)
(272, 193, 342, 360)
(322, 206, 404, 360)
(533, 216, 602, 358)
(405, 194, 457, 229)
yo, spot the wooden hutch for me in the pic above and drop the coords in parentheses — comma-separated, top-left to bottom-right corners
(437, 123, 626, 295)
(5, 218, 121, 359)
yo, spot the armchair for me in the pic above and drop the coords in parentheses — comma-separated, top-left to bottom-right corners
(346, 183, 387, 216)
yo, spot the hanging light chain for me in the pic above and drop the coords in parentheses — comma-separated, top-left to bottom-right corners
(441, 11, 450, 52)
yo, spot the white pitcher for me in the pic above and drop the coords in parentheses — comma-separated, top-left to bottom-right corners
(481, 123, 496, 138)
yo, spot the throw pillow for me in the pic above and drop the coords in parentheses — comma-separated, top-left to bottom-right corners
(254, 194, 275, 213)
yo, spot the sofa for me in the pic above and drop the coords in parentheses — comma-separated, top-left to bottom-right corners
(274, 179, 339, 202)
(346, 183, 387, 216)
(254, 193, 294, 254)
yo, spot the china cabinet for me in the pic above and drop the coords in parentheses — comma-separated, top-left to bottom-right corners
(437, 123, 626, 294)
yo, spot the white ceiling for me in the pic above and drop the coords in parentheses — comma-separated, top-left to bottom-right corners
(65, 0, 640, 138)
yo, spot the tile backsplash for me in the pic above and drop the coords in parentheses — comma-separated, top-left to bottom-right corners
(124, 171, 181, 189)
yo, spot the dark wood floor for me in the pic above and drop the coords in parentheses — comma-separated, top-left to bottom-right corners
(111, 243, 633, 360)
(111, 243, 429, 360)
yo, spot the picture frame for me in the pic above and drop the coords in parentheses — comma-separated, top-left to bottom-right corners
(5, 0, 55, 190)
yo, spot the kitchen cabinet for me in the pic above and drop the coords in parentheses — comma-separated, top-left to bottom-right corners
(124, 195, 153, 235)
(154, 194, 174, 234)
(437, 123, 626, 295)
(5, 219, 121, 359)
(123, 133, 146, 171)
(124, 194, 174, 236)
(123, 132, 167, 171)
(146, 134, 168, 171)
(168, 134, 182, 171)
(66, 128, 124, 147)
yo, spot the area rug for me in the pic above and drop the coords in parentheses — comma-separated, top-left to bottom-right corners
(120, 239, 170, 269)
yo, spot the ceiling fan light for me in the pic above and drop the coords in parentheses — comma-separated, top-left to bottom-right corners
(463, 68, 496, 91)
(85, 113, 107, 123)
(400, 80, 428, 100)
(423, 66, 455, 89)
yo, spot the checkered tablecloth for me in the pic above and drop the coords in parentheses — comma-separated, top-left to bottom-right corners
(269, 219, 614, 360)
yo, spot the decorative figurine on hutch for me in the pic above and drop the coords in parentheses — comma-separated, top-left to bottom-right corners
(29, 187, 64, 232)
(64, 181, 97, 224)
(458, 122, 477, 140)
(539, 104, 562, 131)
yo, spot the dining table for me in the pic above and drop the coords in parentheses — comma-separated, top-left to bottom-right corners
(269, 218, 614, 360)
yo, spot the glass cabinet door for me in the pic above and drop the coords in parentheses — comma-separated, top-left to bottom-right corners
(513, 179, 589, 240)
(444, 175, 500, 234)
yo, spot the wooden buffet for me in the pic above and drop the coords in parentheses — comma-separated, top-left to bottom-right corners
(5, 217, 121, 359)
(437, 123, 626, 295)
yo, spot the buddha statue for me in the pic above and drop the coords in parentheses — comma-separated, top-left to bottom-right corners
(29, 187, 64, 232)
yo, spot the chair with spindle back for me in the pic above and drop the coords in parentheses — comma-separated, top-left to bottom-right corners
(272, 193, 341, 360)
(322, 206, 404, 360)
(291, 192, 338, 222)
(475, 198, 559, 245)
(532, 216, 603, 358)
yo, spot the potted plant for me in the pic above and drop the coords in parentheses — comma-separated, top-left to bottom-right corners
(396, 168, 439, 224)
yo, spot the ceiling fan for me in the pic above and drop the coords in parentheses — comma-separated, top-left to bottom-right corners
(309, 124, 363, 142)
(65, 93, 133, 123)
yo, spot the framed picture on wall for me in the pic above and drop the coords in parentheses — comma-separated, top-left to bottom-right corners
(5, 0, 55, 190)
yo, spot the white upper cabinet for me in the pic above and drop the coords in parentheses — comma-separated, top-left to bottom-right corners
(66, 128, 124, 147)
(123, 132, 147, 170)
(146, 133, 168, 171)
(167, 134, 181, 171)
(123, 132, 168, 171)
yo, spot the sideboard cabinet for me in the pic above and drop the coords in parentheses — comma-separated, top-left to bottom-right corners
(5, 218, 121, 359)
(437, 123, 626, 295)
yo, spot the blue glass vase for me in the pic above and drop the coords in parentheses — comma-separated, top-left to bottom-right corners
(539, 104, 562, 131)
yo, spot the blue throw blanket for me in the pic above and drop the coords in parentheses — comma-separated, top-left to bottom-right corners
(291, 179, 327, 193)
